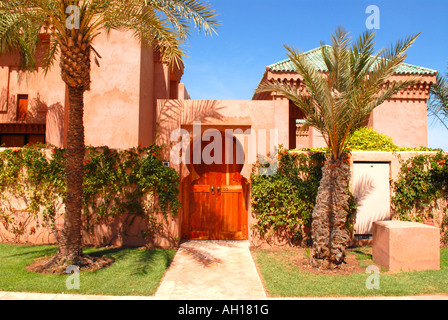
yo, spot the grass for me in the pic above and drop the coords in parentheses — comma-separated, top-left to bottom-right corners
(0, 243, 176, 296)
(253, 247, 448, 297)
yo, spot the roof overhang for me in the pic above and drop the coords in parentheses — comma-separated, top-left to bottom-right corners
(253, 46, 438, 101)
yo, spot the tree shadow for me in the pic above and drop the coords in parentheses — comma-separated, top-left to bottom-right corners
(156, 99, 225, 161)
(350, 247, 373, 260)
(352, 174, 376, 205)
(4, 246, 58, 259)
(178, 241, 224, 267)
(26, 92, 49, 123)
(134, 249, 174, 275)
(0, 87, 8, 113)
(88, 246, 175, 276)
(352, 174, 383, 234)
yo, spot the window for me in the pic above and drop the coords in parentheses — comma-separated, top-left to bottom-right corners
(16, 94, 28, 121)
(0, 134, 45, 148)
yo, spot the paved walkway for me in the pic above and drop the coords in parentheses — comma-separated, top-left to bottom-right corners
(154, 240, 267, 300)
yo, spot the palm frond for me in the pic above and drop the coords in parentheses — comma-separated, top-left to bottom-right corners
(255, 27, 420, 159)
(0, 3, 46, 71)
(0, 0, 220, 74)
(428, 72, 448, 129)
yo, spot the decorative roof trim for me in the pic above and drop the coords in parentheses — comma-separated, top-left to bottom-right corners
(267, 46, 437, 76)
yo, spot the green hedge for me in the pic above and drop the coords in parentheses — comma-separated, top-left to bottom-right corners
(292, 127, 439, 152)
(392, 152, 448, 245)
(250, 147, 356, 246)
(346, 127, 398, 151)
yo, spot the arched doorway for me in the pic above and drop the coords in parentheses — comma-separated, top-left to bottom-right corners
(182, 130, 248, 240)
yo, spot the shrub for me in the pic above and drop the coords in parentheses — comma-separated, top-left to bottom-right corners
(346, 127, 399, 151)
(392, 152, 448, 246)
(0, 144, 180, 245)
(250, 147, 356, 246)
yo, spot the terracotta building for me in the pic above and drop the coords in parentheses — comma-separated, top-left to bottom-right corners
(156, 47, 436, 243)
(0, 30, 188, 149)
(0, 39, 436, 151)
(0, 34, 438, 245)
(252, 46, 438, 149)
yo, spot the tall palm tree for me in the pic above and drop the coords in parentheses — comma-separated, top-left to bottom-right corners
(428, 67, 448, 129)
(257, 27, 419, 268)
(0, 0, 218, 267)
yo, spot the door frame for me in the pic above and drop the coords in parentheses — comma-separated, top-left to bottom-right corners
(180, 128, 249, 240)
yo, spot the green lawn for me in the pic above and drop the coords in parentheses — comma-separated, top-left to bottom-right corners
(253, 247, 448, 297)
(0, 243, 176, 296)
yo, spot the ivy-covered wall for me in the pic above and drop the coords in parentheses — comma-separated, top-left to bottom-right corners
(2, 144, 447, 248)
(391, 152, 448, 246)
(0, 144, 181, 248)
(250, 147, 356, 247)
(250, 148, 448, 248)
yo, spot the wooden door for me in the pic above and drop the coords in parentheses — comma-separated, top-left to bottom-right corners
(219, 171, 246, 240)
(186, 131, 247, 240)
(17, 94, 28, 121)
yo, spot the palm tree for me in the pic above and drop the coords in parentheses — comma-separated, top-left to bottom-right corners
(0, 0, 218, 268)
(257, 27, 419, 268)
(428, 67, 448, 129)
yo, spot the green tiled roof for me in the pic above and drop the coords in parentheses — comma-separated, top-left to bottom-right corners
(268, 46, 437, 75)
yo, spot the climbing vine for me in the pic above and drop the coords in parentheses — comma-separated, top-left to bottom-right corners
(0, 144, 180, 245)
(250, 146, 356, 246)
(392, 152, 448, 245)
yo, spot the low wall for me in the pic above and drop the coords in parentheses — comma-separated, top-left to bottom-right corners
(1, 150, 445, 248)
(249, 150, 445, 247)
(373, 221, 440, 271)
(0, 210, 180, 248)
(0, 146, 181, 249)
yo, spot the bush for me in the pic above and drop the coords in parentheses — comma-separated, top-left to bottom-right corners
(250, 147, 356, 246)
(392, 152, 448, 246)
(346, 127, 399, 151)
(0, 144, 180, 244)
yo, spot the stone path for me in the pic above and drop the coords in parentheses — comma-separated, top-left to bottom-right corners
(154, 240, 267, 300)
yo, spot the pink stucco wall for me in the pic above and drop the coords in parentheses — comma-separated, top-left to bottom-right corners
(370, 99, 428, 148)
(1, 31, 185, 150)
(80, 31, 183, 148)
(254, 73, 435, 149)
(0, 47, 66, 147)
(299, 96, 429, 149)
(83, 31, 142, 148)
(157, 98, 290, 178)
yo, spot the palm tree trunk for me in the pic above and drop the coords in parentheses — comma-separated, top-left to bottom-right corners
(311, 157, 351, 268)
(58, 86, 85, 265)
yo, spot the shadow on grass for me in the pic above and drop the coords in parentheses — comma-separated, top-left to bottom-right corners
(87, 247, 126, 259)
(87, 246, 175, 276)
(134, 249, 174, 275)
(349, 247, 374, 265)
(2, 246, 58, 259)
(351, 249, 373, 260)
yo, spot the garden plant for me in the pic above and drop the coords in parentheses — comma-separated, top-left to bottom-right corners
(0, 0, 219, 270)
(256, 27, 421, 268)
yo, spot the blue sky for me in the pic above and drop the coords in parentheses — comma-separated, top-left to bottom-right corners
(181, 0, 448, 150)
